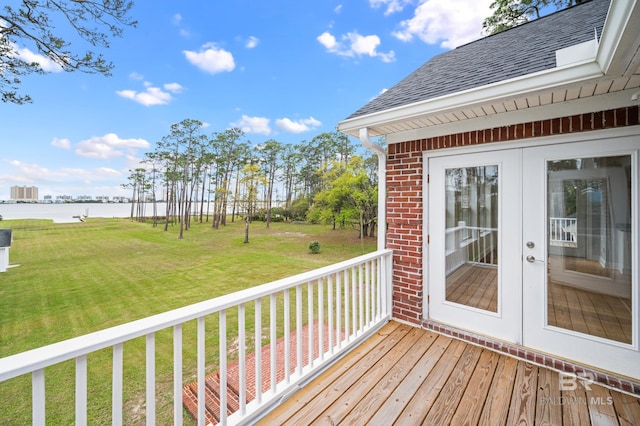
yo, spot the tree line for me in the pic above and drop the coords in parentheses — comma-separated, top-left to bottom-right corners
(124, 119, 381, 241)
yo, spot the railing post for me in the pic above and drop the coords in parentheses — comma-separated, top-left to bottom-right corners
(173, 324, 183, 426)
(146, 333, 155, 426)
(112, 343, 123, 426)
(219, 310, 227, 426)
(75, 355, 87, 425)
(32, 369, 45, 426)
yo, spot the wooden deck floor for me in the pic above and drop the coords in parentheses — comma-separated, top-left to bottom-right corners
(258, 321, 640, 425)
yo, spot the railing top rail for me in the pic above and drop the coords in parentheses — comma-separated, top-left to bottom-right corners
(0, 249, 393, 381)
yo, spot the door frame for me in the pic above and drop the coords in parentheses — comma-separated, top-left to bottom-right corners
(423, 126, 639, 379)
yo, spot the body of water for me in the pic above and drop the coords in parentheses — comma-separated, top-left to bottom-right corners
(0, 203, 164, 223)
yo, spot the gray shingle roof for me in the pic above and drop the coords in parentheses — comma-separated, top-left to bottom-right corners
(345, 0, 610, 120)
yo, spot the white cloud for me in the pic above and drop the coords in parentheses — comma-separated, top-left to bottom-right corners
(369, 0, 411, 15)
(230, 115, 271, 135)
(129, 72, 144, 80)
(275, 117, 322, 133)
(13, 44, 63, 72)
(318, 31, 395, 63)
(392, 0, 493, 49)
(116, 81, 182, 106)
(1, 160, 122, 185)
(245, 36, 260, 49)
(317, 32, 338, 51)
(184, 43, 235, 74)
(334, 5, 343, 13)
(75, 133, 150, 160)
(51, 137, 71, 149)
(172, 13, 190, 37)
(163, 82, 183, 93)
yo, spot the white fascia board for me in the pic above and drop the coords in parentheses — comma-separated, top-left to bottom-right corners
(338, 60, 604, 138)
(596, 0, 640, 75)
(386, 87, 640, 144)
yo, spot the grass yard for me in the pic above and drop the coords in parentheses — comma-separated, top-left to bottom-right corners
(0, 217, 377, 424)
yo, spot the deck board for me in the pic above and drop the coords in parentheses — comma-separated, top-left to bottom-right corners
(258, 322, 640, 426)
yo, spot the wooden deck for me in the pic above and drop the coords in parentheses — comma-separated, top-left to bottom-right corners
(258, 321, 640, 425)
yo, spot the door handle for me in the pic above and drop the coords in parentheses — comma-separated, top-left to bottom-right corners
(526, 255, 544, 264)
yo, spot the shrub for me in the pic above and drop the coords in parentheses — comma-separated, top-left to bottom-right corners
(308, 241, 320, 254)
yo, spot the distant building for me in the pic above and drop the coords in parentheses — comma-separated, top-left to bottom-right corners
(96, 196, 110, 203)
(77, 195, 93, 201)
(56, 195, 73, 203)
(10, 185, 38, 201)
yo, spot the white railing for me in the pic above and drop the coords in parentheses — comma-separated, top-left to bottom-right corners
(445, 221, 497, 275)
(0, 249, 393, 426)
(550, 217, 578, 247)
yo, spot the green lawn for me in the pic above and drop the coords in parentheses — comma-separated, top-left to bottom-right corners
(0, 217, 376, 424)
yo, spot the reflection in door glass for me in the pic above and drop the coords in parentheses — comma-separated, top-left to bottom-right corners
(445, 165, 499, 312)
(547, 155, 632, 343)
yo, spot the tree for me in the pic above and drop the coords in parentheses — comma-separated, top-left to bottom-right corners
(239, 161, 265, 244)
(307, 156, 378, 250)
(1, 0, 136, 104)
(483, 0, 583, 35)
(256, 139, 282, 228)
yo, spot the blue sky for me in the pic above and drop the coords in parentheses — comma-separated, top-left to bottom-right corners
(1, 0, 493, 199)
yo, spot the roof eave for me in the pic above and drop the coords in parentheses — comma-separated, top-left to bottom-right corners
(338, 59, 603, 138)
(596, 0, 640, 76)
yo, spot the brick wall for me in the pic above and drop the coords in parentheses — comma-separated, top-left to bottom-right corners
(386, 105, 640, 325)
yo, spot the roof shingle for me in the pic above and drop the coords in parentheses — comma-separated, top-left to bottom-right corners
(345, 0, 610, 120)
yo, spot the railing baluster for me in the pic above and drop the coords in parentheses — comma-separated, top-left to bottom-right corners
(336, 272, 341, 349)
(270, 294, 277, 392)
(307, 281, 314, 369)
(365, 261, 371, 326)
(344, 269, 350, 343)
(328, 274, 334, 354)
(318, 278, 324, 361)
(358, 264, 364, 333)
(377, 258, 382, 320)
(75, 355, 87, 425)
(197, 317, 205, 426)
(219, 310, 227, 425)
(112, 343, 123, 426)
(173, 324, 183, 426)
(254, 298, 262, 404)
(351, 267, 357, 338)
(284, 289, 290, 383)
(238, 304, 246, 415)
(296, 284, 303, 376)
(146, 333, 155, 426)
(32, 369, 45, 426)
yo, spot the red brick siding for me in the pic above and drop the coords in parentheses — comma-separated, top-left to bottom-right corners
(386, 105, 640, 325)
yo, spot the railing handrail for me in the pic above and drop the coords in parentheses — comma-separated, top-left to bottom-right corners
(0, 249, 393, 382)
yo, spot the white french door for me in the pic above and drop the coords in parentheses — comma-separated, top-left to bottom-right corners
(427, 135, 639, 379)
(428, 149, 523, 343)
(523, 138, 638, 379)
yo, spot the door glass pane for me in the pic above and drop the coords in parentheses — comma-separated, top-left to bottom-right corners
(547, 155, 632, 343)
(445, 165, 499, 312)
